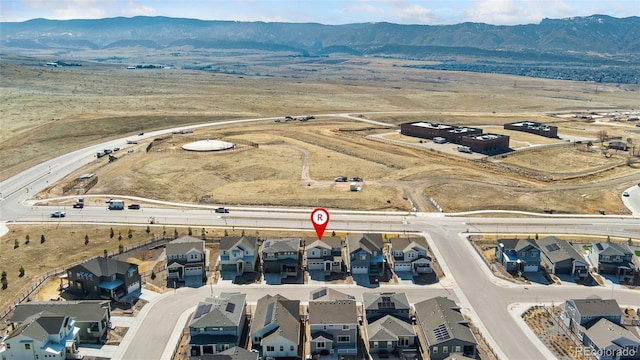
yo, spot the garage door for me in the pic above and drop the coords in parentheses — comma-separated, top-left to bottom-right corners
(351, 266, 368, 274)
(307, 261, 324, 270)
(185, 267, 202, 276)
(394, 263, 412, 272)
(127, 281, 140, 294)
(523, 264, 538, 272)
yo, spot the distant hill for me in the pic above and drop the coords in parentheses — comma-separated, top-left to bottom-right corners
(2, 15, 639, 61)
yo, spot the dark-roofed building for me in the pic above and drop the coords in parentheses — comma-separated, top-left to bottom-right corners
(565, 298, 623, 332)
(346, 233, 384, 277)
(495, 239, 541, 273)
(261, 238, 301, 278)
(536, 236, 589, 279)
(190, 346, 258, 360)
(414, 297, 477, 360)
(608, 140, 629, 151)
(581, 318, 640, 360)
(366, 314, 416, 356)
(309, 287, 355, 302)
(166, 235, 207, 287)
(219, 236, 259, 275)
(308, 293, 358, 356)
(389, 236, 432, 275)
(362, 292, 411, 323)
(188, 292, 247, 357)
(249, 294, 300, 359)
(460, 133, 510, 155)
(504, 121, 558, 138)
(65, 257, 141, 303)
(11, 300, 111, 344)
(400, 122, 483, 144)
(589, 242, 636, 281)
(1, 312, 81, 360)
(305, 236, 344, 276)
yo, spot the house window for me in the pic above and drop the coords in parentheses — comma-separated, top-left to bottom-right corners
(290, 346, 294, 351)
(317, 342, 325, 349)
(399, 337, 408, 346)
(407, 253, 415, 258)
(373, 342, 378, 348)
(25, 344, 31, 350)
(343, 325, 350, 330)
(266, 346, 274, 352)
(531, 252, 538, 257)
(443, 346, 448, 353)
(5, 343, 9, 349)
(432, 346, 438, 354)
(338, 336, 350, 343)
(454, 345, 462, 353)
(255, 336, 261, 342)
(280, 346, 284, 351)
(360, 254, 367, 261)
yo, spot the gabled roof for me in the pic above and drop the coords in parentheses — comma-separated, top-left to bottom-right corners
(189, 292, 246, 329)
(309, 287, 354, 302)
(497, 239, 538, 253)
(592, 242, 633, 257)
(7, 312, 67, 341)
(166, 235, 205, 256)
(568, 298, 622, 318)
(347, 233, 383, 254)
(391, 236, 428, 253)
(305, 236, 342, 250)
(250, 294, 300, 344)
(362, 292, 410, 312)
(536, 236, 586, 264)
(195, 346, 259, 360)
(367, 314, 415, 341)
(414, 297, 477, 347)
(584, 318, 640, 351)
(68, 256, 137, 277)
(12, 300, 110, 323)
(220, 236, 258, 252)
(309, 300, 357, 325)
(261, 238, 300, 254)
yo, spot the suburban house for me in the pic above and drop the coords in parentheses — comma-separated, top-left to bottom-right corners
(202, 346, 259, 360)
(495, 239, 541, 273)
(414, 297, 478, 360)
(10, 300, 111, 344)
(589, 242, 636, 281)
(65, 257, 141, 303)
(305, 236, 344, 276)
(346, 233, 385, 277)
(581, 318, 640, 360)
(261, 238, 301, 278)
(564, 298, 623, 332)
(219, 236, 259, 275)
(188, 292, 247, 357)
(0, 312, 81, 360)
(166, 235, 207, 287)
(366, 314, 417, 356)
(249, 294, 300, 358)
(389, 236, 432, 275)
(536, 236, 589, 279)
(362, 292, 411, 323)
(308, 289, 358, 356)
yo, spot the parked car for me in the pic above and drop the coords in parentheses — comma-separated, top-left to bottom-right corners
(623, 191, 630, 197)
(113, 147, 120, 152)
(51, 211, 66, 218)
(334, 176, 347, 182)
(128, 203, 141, 210)
(215, 207, 229, 213)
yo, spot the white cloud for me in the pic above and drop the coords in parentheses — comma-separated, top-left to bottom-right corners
(393, 4, 436, 24)
(21, 0, 106, 19)
(121, 1, 157, 17)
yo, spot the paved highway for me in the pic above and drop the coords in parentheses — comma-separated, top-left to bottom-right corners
(1, 115, 639, 360)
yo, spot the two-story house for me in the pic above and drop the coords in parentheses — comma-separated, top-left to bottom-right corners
(414, 297, 478, 360)
(362, 292, 411, 323)
(362, 292, 415, 356)
(261, 238, 301, 278)
(495, 239, 541, 273)
(65, 257, 141, 303)
(249, 294, 300, 359)
(0, 312, 81, 360)
(166, 235, 207, 287)
(582, 318, 640, 360)
(219, 236, 259, 275)
(537, 237, 589, 279)
(11, 300, 111, 344)
(346, 233, 384, 277)
(565, 298, 623, 334)
(188, 292, 247, 357)
(389, 236, 432, 275)
(589, 242, 636, 281)
(305, 236, 344, 276)
(308, 288, 357, 356)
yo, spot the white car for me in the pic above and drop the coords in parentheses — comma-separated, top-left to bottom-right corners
(51, 211, 66, 218)
(623, 191, 630, 197)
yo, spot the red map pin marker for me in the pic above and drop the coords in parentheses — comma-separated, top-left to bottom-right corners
(311, 208, 330, 241)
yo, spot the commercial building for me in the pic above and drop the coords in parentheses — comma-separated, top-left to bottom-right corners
(504, 121, 558, 138)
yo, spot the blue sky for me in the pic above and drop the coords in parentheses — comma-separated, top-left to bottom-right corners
(1, 0, 638, 25)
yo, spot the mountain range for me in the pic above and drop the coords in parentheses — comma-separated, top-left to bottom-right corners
(2, 15, 639, 62)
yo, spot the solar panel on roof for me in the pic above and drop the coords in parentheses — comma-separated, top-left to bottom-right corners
(194, 303, 212, 319)
(545, 243, 560, 252)
(596, 243, 604, 251)
(264, 302, 274, 326)
(312, 288, 327, 300)
(433, 323, 450, 341)
(225, 302, 235, 313)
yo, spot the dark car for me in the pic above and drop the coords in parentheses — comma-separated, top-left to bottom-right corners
(128, 204, 141, 210)
(215, 207, 229, 213)
(73, 202, 84, 209)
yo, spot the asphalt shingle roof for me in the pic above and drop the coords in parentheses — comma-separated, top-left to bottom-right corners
(308, 300, 357, 325)
(189, 292, 246, 328)
(69, 256, 136, 277)
(569, 298, 623, 318)
(12, 300, 110, 323)
(347, 233, 383, 255)
(536, 236, 586, 264)
(166, 235, 205, 256)
(367, 314, 415, 341)
(584, 318, 640, 350)
(308, 287, 354, 301)
(414, 297, 477, 347)
(362, 292, 410, 312)
(262, 238, 300, 254)
(220, 236, 258, 252)
(391, 236, 428, 252)
(250, 294, 300, 344)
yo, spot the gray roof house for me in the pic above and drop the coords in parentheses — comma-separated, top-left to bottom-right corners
(308, 291, 358, 356)
(309, 287, 355, 302)
(188, 292, 247, 357)
(589, 242, 636, 281)
(346, 233, 385, 277)
(65, 257, 141, 303)
(166, 235, 207, 287)
(305, 236, 344, 276)
(192, 346, 259, 360)
(564, 298, 623, 333)
(219, 236, 259, 275)
(536, 236, 588, 278)
(414, 297, 477, 360)
(495, 239, 541, 273)
(366, 314, 416, 355)
(581, 318, 640, 360)
(0, 312, 81, 360)
(362, 292, 411, 323)
(261, 238, 301, 278)
(249, 294, 300, 359)
(11, 300, 111, 344)
(389, 236, 432, 275)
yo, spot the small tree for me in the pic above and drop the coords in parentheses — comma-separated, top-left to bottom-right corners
(162, 226, 167, 238)
(174, 228, 179, 239)
(104, 249, 108, 258)
(241, 230, 245, 237)
(188, 227, 192, 236)
(607, 235, 611, 243)
(597, 130, 608, 144)
(14, 239, 19, 249)
(586, 140, 593, 151)
(628, 238, 632, 246)
(110, 227, 115, 239)
(1, 278, 7, 290)
(146, 225, 151, 234)
(1, 271, 6, 281)
(84, 235, 89, 246)
(40, 234, 45, 244)
(201, 228, 206, 239)
(150, 271, 156, 280)
(118, 243, 124, 253)
(118, 232, 123, 241)
(535, 233, 539, 240)
(332, 230, 336, 237)
(224, 229, 229, 236)
(128, 228, 133, 239)
(25, 235, 30, 245)
(19, 266, 25, 277)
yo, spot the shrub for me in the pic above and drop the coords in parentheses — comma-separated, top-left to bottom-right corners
(25, 235, 30, 245)
(19, 266, 25, 277)
(150, 271, 156, 280)
(40, 234, 45, 244)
